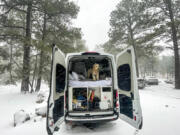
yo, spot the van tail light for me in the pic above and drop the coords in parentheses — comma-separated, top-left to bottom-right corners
(115, 90, 119, 108)
(49, 117, 54, 127)
(50, 120, 54, 126)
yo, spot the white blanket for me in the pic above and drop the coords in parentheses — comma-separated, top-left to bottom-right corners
(69, 80, 112, 87)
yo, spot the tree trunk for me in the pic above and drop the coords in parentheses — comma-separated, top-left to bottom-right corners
(35, 13, 47, 92)
(131, 37, 139, 78)
(35, 50, 44, 92)
(21, 2, 32, 93)
(127, 8, 139, 77)
(9, 43, 13, 83)
(164, 0, 180, 89)
(30, 55, 38, 93)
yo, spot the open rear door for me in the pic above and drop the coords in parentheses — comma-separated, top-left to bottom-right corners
(116, 46, 143, 129)
(47, 45, 66, 135)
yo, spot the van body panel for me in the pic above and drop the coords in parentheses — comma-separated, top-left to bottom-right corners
(116, 46, 143, 129)
(47, 46, 66, 135)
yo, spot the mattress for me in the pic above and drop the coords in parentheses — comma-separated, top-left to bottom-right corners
(69, 80, 112, 87)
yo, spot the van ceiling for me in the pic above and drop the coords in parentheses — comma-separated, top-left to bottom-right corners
(69, 55, 110, 62)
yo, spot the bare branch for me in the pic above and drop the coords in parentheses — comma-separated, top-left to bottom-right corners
(12, 58, 23, 72)
(0, 25, 25, 30)
(0, 4, 5, 6)
(30, 53, 40, 58)
(0, 34, 23, 40)
(1, 0, 27, 14)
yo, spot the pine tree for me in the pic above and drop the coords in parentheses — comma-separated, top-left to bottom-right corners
(0, 0, 32, 91)
(0, 0, 85, 91)
(163, 0, 180, 89)
(33, 0, 81, 91)
(143, 0, 180, 89)
(108, 0, 160, 77)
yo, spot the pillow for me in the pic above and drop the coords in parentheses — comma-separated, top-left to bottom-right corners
(79, 74, 85, 80)
(72, 72, 79, 80)
(69, 73, 74, 80)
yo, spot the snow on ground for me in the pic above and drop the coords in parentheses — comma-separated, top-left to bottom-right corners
(138, 82, 180, 135)
(0, 83, 47, 135)
(0, 81, 180, 135)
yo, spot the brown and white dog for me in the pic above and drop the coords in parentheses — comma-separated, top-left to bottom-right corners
(88, 63, 99, 81)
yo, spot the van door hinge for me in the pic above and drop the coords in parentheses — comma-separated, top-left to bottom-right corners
(130, 92, 134, 100)
(50, 103, 53, 108)
(127, 49, 131, 54)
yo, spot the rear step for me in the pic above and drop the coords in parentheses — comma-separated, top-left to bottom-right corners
(69, 108, 113, 113)
(68, 110, 114, 116)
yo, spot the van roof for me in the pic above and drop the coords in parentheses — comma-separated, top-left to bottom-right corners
(66, 52, 114, 58)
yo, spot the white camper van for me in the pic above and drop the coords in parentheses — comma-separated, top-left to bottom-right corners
(47, 45, 143, 134)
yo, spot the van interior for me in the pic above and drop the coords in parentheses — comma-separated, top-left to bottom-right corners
(68, 56, 113, 113)
(68, 56, 112, 81)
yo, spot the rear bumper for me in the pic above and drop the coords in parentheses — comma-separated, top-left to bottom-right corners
(65, 113, 119, 123)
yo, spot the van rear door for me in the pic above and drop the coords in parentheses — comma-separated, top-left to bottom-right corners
(116, 46, 143, 129)
(47, 45, 66, 134)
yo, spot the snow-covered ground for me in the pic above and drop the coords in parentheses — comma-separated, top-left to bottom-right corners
(0, 81, 180, 135)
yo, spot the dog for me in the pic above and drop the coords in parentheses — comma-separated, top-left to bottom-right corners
(88, 63, 99, 81)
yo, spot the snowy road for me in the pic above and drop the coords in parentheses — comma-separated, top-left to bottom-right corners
(0, 82, 180, 135)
